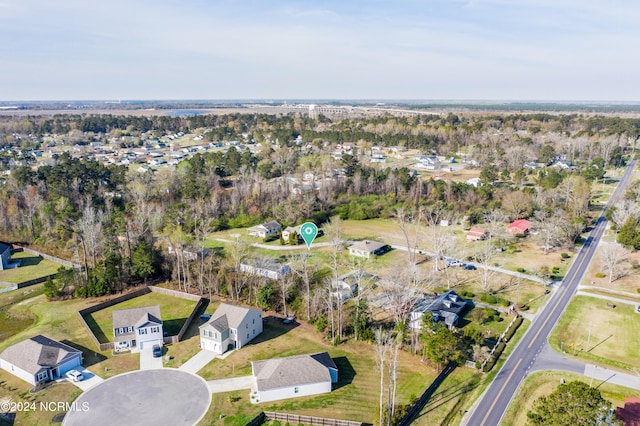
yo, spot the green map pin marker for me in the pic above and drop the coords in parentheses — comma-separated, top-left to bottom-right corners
(300, 222, 318, 248)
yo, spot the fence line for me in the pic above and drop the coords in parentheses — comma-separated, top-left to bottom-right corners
(14, 245, 82, 269)
(263, 411, 363, 426)
(398, 362, 457, 426)
(77, 285, 205, 352)
(481, 312, 521, 371)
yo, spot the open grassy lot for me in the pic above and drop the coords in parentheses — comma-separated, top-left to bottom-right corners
(549, 295, 640, 371)
(501, 370, 640, 426)
(0, 369, 83, 425)
(0, 251, 62, 284)
(85, 291, 198, 343)
(195, 317, 441, 425)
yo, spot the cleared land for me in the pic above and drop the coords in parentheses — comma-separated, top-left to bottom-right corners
(549, 295, 640, 371)
(84, 291, 198, 343)
(501, 371, 640, 426)
(0, 251, 61, 284)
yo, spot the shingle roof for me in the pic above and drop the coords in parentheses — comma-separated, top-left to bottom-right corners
(252, 352, 337, 391)
(349, 240, 388, 253)
(113, 305, 162, 333)
(200, 303, 259, 332)
(0, 335, 82, 375)
(0, 242, 10, 255)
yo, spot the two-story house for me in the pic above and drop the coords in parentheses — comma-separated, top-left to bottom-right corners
(199, 303, 262, 354)
(112, 305, 163, 352)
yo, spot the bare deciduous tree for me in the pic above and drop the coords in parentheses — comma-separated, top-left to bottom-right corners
(600, 243, 629, 284)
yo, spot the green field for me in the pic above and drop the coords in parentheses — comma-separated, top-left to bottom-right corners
(85, 291, 198, 343)
(501, 370, 640, 426)
(0, 251, 62, 284)
(550, 295, 640, 371)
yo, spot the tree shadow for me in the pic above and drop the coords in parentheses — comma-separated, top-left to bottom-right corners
(60, 340, 107, 368)
(332, 356, 355, 390)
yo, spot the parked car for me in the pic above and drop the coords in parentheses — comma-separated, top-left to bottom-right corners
(283, 314, 296, 324)
(199, 313, 212, 321)
(463, 264, 477, 270)
(66, 369, 83, 382)
(152, 344, 162, 358)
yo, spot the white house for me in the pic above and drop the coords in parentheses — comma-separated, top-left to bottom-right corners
(415, 155, 440, 170)
(466, 177, 481, 187)
(247, 221, 282, 238)
(348, 240, 391, 258)
(281, 225, 302, 243)
(0, 335, 83, 386)
(112, 305, 163, 352)
(252, 352, 338, 403)
(240, 261, 290, 280)
(199, 303, 263, 354)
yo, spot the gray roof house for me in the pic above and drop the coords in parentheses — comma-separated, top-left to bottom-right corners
(112, 305, 163, 352)
(200, 303, 262, 354)
(0, 335, 83, 386)
(248, 221, 282, 238)
(410, 290, 468, 330)
(348, 240, 391, 258)
(252, 352, 338, 403)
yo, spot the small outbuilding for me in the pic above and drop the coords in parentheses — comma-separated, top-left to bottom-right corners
(466, 227, 489, 242)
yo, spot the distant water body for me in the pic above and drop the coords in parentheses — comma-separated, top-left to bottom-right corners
(166, 109, 210, 117)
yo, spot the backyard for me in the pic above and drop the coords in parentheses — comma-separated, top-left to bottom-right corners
(0, 251, 62, 284)
(84, 291, 198, 343)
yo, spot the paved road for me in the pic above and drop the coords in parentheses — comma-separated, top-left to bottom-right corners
(464, 160, 636, 426)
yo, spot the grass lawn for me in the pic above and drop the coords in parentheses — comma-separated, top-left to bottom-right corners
(0, 251, 62, 284)
(549, 295, 640, 371)
(85, 291, 198, 343)
(196, 317, 439, 425)
(501, 370, 640, 426)
(0, 370, 83, 425)
(0, 292, 140, 383)
(581, 240, 640, 296)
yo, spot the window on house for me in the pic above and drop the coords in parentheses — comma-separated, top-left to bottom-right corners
(246, 333, 249, 340)
(252, 318, 255, 324)
(213, 332, 218, 339)
(253, 329, 256, 335)
(37, 371, 49, 382)
(139, 328, 147, 335)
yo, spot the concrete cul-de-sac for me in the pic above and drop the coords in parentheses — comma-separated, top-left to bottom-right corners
(63, 369, 210, 426)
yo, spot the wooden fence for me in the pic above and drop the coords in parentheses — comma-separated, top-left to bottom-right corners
(262, 411, 363, 426)
(77, 286, 205, 352)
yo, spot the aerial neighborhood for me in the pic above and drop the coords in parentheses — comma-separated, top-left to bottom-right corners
(1, 102, 640, 425)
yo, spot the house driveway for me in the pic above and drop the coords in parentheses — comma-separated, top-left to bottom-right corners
(207, 376, 256, 394)
(140, 346, 163, 370)
(178, 350, 217, 374)
(70, 367, 104, 391)
(63, 369, 210, 426)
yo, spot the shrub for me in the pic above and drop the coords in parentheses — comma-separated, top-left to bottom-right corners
(561, 252, 570, 259)
(503, 316, 524, 342)
(595, 272, 606, 278)
(459, 290, 475, 298)
(480, 293, 498, 304)
(516, 267, 526, 273)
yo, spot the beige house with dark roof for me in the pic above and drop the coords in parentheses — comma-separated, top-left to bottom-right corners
(348, 240, 391, 258)
(252, 352, 338, 403)
(0, 335, 82, 385)
(247, 221, 281, 238)
(199, 303, 262, 354)
(112, 305, 163, 352)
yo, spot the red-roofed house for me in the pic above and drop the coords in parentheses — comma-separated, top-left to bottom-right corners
(617, 398, 640, 426)
(506, 219, 532, 236)
(466, 227, 489, 242)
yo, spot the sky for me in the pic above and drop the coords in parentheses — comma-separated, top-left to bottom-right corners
(1, 0, 640, 101)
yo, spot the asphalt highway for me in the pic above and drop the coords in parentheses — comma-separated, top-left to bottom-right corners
(464, 160, 637, 426)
